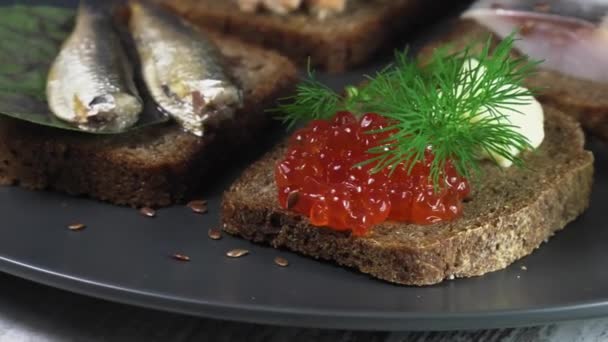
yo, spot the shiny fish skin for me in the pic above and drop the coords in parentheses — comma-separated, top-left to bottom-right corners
(463, 0, 608, 83)
(128, 1, 242, 137)
(46, 2, 142, 133)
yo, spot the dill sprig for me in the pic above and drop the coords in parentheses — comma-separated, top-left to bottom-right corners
(274, 34, 541, 187)
(271, 67, 341, 129)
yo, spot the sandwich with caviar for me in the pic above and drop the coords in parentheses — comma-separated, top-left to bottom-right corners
(221, 36, 594, 285)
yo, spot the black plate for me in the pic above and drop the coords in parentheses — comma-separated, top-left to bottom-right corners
(2, 103, 608, 333)
(2, 0, 608, 332)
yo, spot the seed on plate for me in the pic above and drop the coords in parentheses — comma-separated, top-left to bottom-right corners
(67, 223, 86, 231)
(139, 207, 156, 217)
(274, 256, 289, 267)
(226, 249, 249, 258)
(172, 253, 191, 262)
(286, 191, 299, 209)
(188, 200, 208, 214)
(208, 228, 222, 240)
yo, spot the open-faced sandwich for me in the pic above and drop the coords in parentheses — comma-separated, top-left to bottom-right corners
(0, 1, 297, 207)
(222, 35, 594, 285)
(158, 0, 468, 72)
(420, 0, 608, 141)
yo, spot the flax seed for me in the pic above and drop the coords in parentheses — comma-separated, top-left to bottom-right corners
(226, 249, 249, 258)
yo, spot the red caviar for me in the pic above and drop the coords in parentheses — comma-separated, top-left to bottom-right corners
(275, 112, 470, 236)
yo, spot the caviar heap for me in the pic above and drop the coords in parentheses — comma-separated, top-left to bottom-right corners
(275, 112, 470, 236)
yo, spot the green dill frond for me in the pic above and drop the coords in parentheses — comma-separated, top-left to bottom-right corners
(272, 32, 541, 188)
(362, 33, 540, 187)
(270, 73, 341, 129)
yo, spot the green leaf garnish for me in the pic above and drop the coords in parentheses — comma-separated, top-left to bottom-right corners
(273, 71, 341, 129)
(275, 34, 541, 187)
(0, 5, 169, 134)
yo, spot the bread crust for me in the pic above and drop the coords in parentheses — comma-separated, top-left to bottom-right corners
(221, 107, 594, 285)
(0, 35, 298, 207)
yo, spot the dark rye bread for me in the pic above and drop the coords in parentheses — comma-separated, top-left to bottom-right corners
(419, 19, 608, 141)
(160, 0, 462, 72)
(0, 36, 297, 207)
(222, 107, 593, 285)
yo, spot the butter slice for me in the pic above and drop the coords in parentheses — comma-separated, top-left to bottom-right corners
(460, 58, 545, 168)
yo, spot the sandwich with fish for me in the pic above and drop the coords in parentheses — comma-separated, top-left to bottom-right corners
(0, 0, 297, 207)
(419, 0, 608, 140)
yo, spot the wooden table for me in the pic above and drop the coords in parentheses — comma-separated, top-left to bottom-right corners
(0, 273, 605, 342)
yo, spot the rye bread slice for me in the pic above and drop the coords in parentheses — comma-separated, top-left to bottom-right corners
(221, 107, 593, 285)
(418, 19, 608, 141)
(159, 0, 463, 72)
(0, 35, 297, 207)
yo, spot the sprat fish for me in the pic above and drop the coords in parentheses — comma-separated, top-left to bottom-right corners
(47, 1, 142, 133)
(463, 0, 608, 83)
(128, 1, 243, 137)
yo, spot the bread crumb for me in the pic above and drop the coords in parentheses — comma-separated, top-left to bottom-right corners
(521, 266, 528, 271)
(448, 274, 455, 280)
(517, 275, 521, 279)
